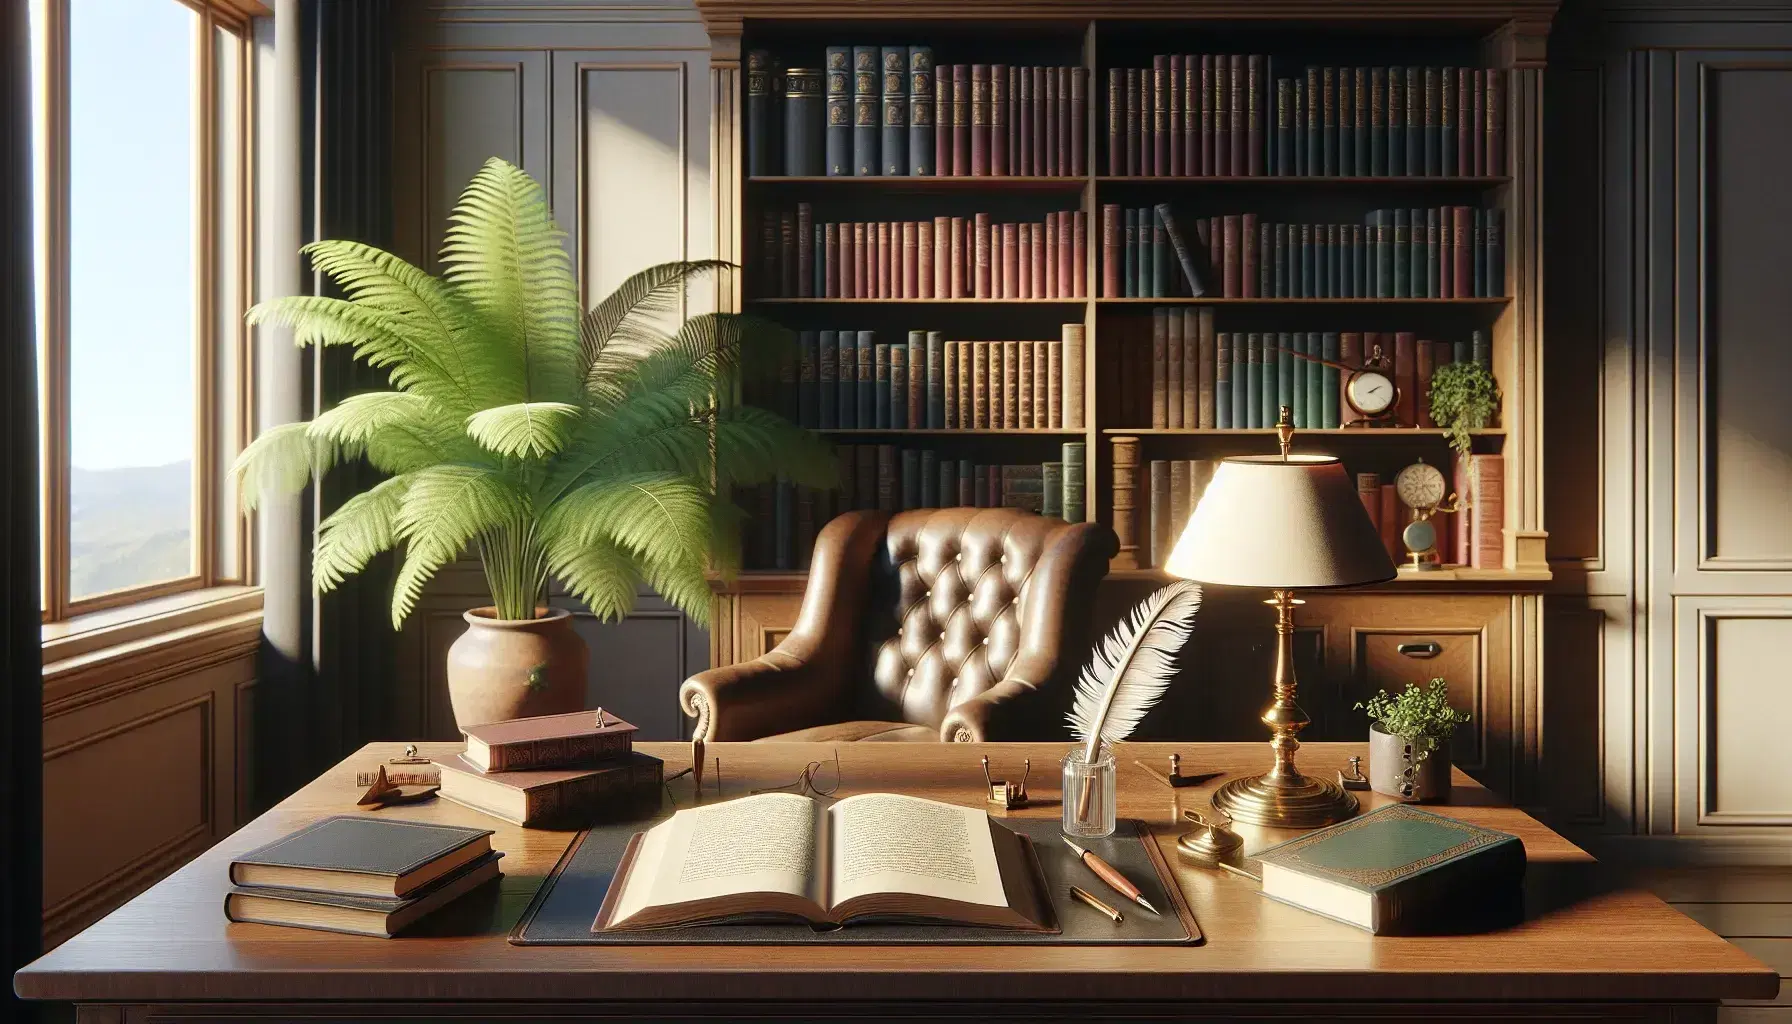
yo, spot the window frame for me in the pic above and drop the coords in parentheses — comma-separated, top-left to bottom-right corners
(34, 0, 259, 622)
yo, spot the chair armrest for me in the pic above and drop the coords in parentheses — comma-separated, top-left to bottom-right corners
(680, 655, 842, 742)
(938, 678, 1043, 742)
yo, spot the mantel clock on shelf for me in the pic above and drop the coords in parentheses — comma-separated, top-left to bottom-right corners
(1277, 340, 1402, 428)
(1394, 459, 1461, 571)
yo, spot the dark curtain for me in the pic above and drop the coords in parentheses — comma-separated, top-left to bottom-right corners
(0, 0, 43, 1018)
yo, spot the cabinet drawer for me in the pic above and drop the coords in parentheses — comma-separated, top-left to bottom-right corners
(1355, 630, 1485, 768)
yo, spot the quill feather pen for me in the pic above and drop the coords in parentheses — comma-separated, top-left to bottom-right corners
(1067, 580, 1203, 763)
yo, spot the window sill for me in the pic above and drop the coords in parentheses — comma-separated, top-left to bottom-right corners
(42, 585, 263, 670)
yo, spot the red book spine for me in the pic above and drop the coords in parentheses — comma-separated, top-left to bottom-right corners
(1124, 69, 1140, 176)
(1073, 210, 1088, 298)
(1106, 68, 1122, 175)
(1199, 55, 1214, 176)
(1393, 330, 1417, 426)
(1019, 66, 1034, 176)
(1416, 339, 1436, 427)
(1241, 212, 1259, 298)
(1247, 55, 1264, 176)
(1070, 66, 1087, 176)
(1229, 54, 1246, 175)
(1133, 67, 1150, 177)
(933, 216, 951, 297)
(1205, 216, 1221, 285)
(1056, 209, 1073, 298)
(823, 222, 838, 298)
(1487, 69, 1504, 176)
(1101, 204, 1121, 297)
(1221, 214, 1240, 297)
(1152, 55, 1169, 176)
(1357, 473, 1381, 541)
(902, 221, 919, 299)
(851, 222, 866, 299)
(1031, 67, 1046, 175)
(796, 203, 813, 297)
(1017, 224, 1032, 299)
(949, 216, 966, 297)
(952, 65, 970, 176)
(1044, 66, 1060, 176)
(991, 64, 1009, 176)
(1452, 205, 1472, 297)
(1008, 67, 1020, 176)
(970, 65, 991, 176)
(974, 212, 992, 298)
(1339, 332, 1363, 426)
(1470, 67, 1485, 175)
(1169, 55, 1184, 176)
(1379, 484, 1401, 562)
(877, 221, 892, 299)
(1057, 67, 1073, 177)
(1438, 208, 1453, 298)
(1457, 67, 1473, 177)
(1213, 55, 1230, 176)
(936, 65, 953, 176)
(1000, 223, 1019, 298)
(1471, 454, 1505, 568)
(1043, 213, 1059, 299)
(917, 220, 934, 299)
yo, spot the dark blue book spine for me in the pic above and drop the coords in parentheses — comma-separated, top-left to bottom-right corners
(1273, 223, 1288, 296)
(825, 47, 851, 176)
(1304, 333, 1323, 427)
(1288, 331, 1306, 428)
(1244, 333, 1261, 428)
(908, 47, 934, 175)
(1215, 332, 1233, 429)
(1340, 225, 1355, 297)
(920, 450, 938, 507)
(1136, 208, 1152, 298)
(1321, 331, 1340, 428)
(881, 47, 907, 176)
(926, 331, 945, 428)
(1353, 224, 1367, 297)
(1293, 80, 1306, 176)
(1374, 210, 1393, 297)
(837, 329, 856, 427)
(1387, 66, 1404, 175)
(1123, 208, 1138, 298)
(1277, 331, 1294, 426)
(1321, 67, 1337, 176)
(1353, 67, 1369, 175)
(1304, 66, 1320, 176)
(1392, 209, 1410, 298)
(1276, 78, 1293, 175)
(798, 330, 819, 427)
(852, 47, 879, 175)
(818, 330, 838, 429)
(747, 51, 774, 177)
(1405, 67, 1422, 176)
(784, 68, 823, 175)
(1484, 206, 1503, 296)
(1261, 332, 1278, 427)
(1337, 68, 1353, 176)
(1299, 223, 1314, 298)
(1424, 67, 1441, 176)
(856, 331, 875, 427)
(874, 343, 892, 428)
(901, 449, 920, 510)
(937, 459, 953, 507)
(889, 341, 907, 429)
(1424, 208, 1439, 299)
(1409, 207, 1426, 298)
(1371, 67, 1387, 176)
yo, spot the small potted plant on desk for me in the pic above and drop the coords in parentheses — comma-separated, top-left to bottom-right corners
(1356, 679, 1471, 803)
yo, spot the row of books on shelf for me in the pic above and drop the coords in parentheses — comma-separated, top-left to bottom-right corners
(1103, 310, 1491, 430)
(768, 328, 1086, 431)
(741, 442, 1089, 570)
(759, 207, 1089, 299)
(1105, 59, 1506, 178)
(1101, 205, 1504, 300)
(749, 47, 1091, 178)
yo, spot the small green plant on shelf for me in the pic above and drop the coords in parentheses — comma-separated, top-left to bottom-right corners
(1354, 678, 1471, 761)
(1429, 360, 1499, 500)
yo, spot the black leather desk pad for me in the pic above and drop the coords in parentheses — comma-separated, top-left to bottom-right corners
(510, 816, 1201, 945)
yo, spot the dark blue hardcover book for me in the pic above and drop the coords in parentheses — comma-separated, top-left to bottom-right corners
(1299, 223, 1314, 298)
(1273, 223, 1288, 297)
(908, 47, 935, 175)
(1123, 208, 1138, 298)
(818, 330, 838, 429)
(926, 331, 945, 428)
(1354, 67, 1370, 175)
(1246, 332, 1263, 429)
(1321, 67, 1337, 176)
(1290, 331, 1307, 428)
(1137, 208, 1153, 298)
(1304, 332, 1324, 427)
(1152, 214, 1170, 298)
(798, 330, 819, 427)
(1371, 67, 1388, 176)
(1424, 208, 1438, 299)
(1374, 210, 1393, 297)
(1385, 66, 1403, 175)
(1278, 331, 1294, 426)
(1424, 67, 1441, 176)
(1409, 208, 1427, 299)
(874, 343, 892, 428)
(1340, 225, 1355, 297)
(1321, 331, 1341, 428)
(856, 330, 876, 427)
(901, 448, 921, 510)
(1405, 67, 1422, 176)
(837, 329, 856, 427)
(1233, 332, 1250, 428)
(1304, 66, 1321, 177)
(1337, 68, 1353, 176)
(825, 47, 852, 176)
(852, 47, 879, 175)
(1293, 80, 1307, 176)
(889, 341, 907, 429)
(1262, 332, 1280, 427)
(920, 450, 938, 507)
(747, 51, 775, 177)
(1484, 206, 1503, 296)
(1441, 66, 1457, 177)
(1392, 209, 1410, 298)
(1215, 332, 1234, 429)
(1276, 78, 1294, 175)
(880, 47, 908, 175)
(1314, 224, 1329, 298)
(785, 68, 824, 175)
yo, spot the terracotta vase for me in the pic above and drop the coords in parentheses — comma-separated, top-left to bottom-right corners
(1367, 722, 1453, 803)
(445, 606, 587, 729)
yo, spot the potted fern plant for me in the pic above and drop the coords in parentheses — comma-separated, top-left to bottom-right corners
(235, 157, 833, 728)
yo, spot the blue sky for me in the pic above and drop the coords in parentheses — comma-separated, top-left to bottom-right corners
(66, 0, 196, 472)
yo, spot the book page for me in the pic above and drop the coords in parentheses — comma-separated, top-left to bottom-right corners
(826, 793, 1007, 909)
(609, 793, 818, 924)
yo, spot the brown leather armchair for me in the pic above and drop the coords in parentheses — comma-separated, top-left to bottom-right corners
(681, 507, 1117, 742)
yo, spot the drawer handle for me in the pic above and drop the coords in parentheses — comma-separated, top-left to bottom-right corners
(1397, 642, 1442, 658)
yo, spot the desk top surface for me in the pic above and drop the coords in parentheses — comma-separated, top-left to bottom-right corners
(14, 740, 1778, 1005)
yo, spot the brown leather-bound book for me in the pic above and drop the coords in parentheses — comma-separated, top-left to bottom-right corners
(1136, 66, 1154, 177)
(916, 220, 934, 299)
(957, 340, 975, 428)
(1452, 205, 1473, 297)
(943, 341, 960, 428)
(1168, 459, 1190, 558)
(851, 222, 868, 299)
(1339, 331, 1363, 426)
(1047, 339, 1063, 427)
(1016, 340, 1035, 427)
(1018, 223, 1034, 299)
(823, 222, 839, 298)
(1247, 55, 1264, 176)
(1182, 308, 1201, 427)
(908, 332, 925, 428)
(1148, 460, 1172, 568)
(877, 221, 894, 298)
(1182, 55, 1199, 174)
(1471, 454, 1504, 568)
(1073, 210, 1088, 297)
(1040, 215, 1056, 298)
(901, 220, 918, 299)
(1198, 55, 1214, 175)
(779, 211, 797, 297)
(993, 222, 1011, 298)
(1056, 212, 1074, 299)
(1416, 338, 1437, 428)
(796, 204, 813, 297)
(973, 212, 992, 298)
(1031, 340, 1049, 427)
(1222, 214, 1241, 297)
(991, 63, 1008, 175)
(1150, 307, 1169, 429)
(1212, 55, 1230, 176)
(1229, 55, 1246, 175)
(1062, 323, 1085, 429)
(1164, 307, 1183, 429)
(948, 215, 966, 297)
(970, 65, 991, 176)
(1106, 67, 1123, 175)
(972, 341, 990, 428)
(1393, 330, 1417, 426)
(1152, 55, 1169, 177)
(936, 64, 954, 176)
(1110, 436, 1142, 569)
(1018, 66, 1034, 175)
(225, 851, 504, 939)
(1101, 204, 1121, 297)
(1205, 216, 1222, 287)
(1168, 55, 1184, 176)
(1008, 66, 1020, 175)
(1070, 66, 1087, 176)
(1056, 67, 1073, 176)
(1379, 483, 1401, 562)
(1356, 472, 1382, 539)
(1023, 66, 1039, 175)
(462, 710, 637, 773)
(932, 216, 951, 297)
(1123, 68, 1140, 176)
(438, 752, 662, 829)
(1043, 67, 1059, 176)
(952, 65, 971, 176)
(1241, 212, 1259, 298)
(1001, 340, 1021, 427)
(1485, 69, 1503, 176)
(1196, 307, 1216, 427)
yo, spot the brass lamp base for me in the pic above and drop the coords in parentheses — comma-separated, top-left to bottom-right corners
(1210, 771, 1358, 829)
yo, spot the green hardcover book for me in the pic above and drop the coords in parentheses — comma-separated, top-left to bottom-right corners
(1060, 443, 1086, 523)
(1278, 331, 1295, 427)
(1441, 66, 1457, 176)
(1273, 223, 1288, 297)
(1260, 332, 1278, 427)
(1313, 224, 1328, 298)
(1041, 461, 1063, 518)
(1370, 67, 1387, 175)
(1340, 224, 1356, 297)
(1409, 208, 1427, 299)
(1321, 331, 1341, 428)
(1292, 79, 1307, 176)
(999, 464, 1045, 512)
(1230, 332, 1247, 429)
(1259, 220, 1273, 298)
(1372, 210, 1392, 297)
(1352, 224, 1367, 297)
(1304, 66, 1320, 176)
(1245, 332, 1262, 429)
(856, 331, 876, 428)
(1298, 222, 1314, 299)
(1424, 66, 1441, 176)
(1387, 66, 1404, 175)
(1405, 66, 1422, 176)
(1353, 67, 1369, 175)
(874, 343, 892, 428)
(1391, 209, 1409, 298)
(1301, 332, 1321, 428)
(837, 328, 857, 428)
(1320, 67, 1336, 176)
(1336, 67, 1353, 175)
(1287, 331, 1305, 428)
(1252, 804, 1525, 935)
(1424, 208, 1439, 299)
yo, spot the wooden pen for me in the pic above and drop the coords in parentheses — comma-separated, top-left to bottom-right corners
(1062, 837, 1160, 915)
(1069, 885, 1123, 923)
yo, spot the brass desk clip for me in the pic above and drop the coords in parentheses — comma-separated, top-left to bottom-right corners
(1338, 755, 1370, 791)
(981, 755, 1030, 810)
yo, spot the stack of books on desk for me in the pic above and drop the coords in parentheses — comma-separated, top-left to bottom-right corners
(433, 710, 665, 828)
(225, 817, 503, 938)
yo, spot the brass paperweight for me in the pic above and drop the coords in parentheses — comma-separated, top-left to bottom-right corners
(1175, 808, 1244, 865)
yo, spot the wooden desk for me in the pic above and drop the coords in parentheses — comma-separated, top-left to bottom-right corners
(14, 742, 1777, 1022)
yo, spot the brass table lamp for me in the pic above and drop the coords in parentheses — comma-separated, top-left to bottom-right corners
(1162, 408, 1397, 828)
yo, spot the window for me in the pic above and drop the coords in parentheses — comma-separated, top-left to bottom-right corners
(31, 0, 256, 621)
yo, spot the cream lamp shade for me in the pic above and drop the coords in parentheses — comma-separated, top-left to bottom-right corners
(1163, 455, 1397, 589)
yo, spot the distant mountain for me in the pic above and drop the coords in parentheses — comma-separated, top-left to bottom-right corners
(69, 460, 192, 599)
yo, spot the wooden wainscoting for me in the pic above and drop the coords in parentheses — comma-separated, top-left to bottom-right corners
(39, 604, 261, 948)
(1628, 867, 1792, 1023)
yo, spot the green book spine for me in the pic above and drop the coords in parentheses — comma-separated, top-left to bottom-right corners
(1276, 78, 1294, 175)
(1387, 66, 1404, 175)
(1375, 210, 1392, 297)
(1303, 332, 1322, 429)
(1338, 225, 1354, 298)
(1273, 223, 1288, 297)
(1484, 206, 1502, 297)
(1261, 332, 1279, 427)
(926, 331, 945, 428)
(875, 343, 892, 428)
(1392, 210, 1409, 298)
(837, 329, 856, 427)
(1230, 332, 1248, 428)
(1409, 207, 1427, 298)
(1471, 328, 1490, 369)
(1304, 66, 1320, 176)
(1454, 338, 1472, 366)
(1123, 208, 1137, 298)
(1152, 211, 1169, 298)
(1299, 223, 1314, 298)
(1215, 332, 1233, 429)
(1405, 66, 1422, 176)
(1425, 208, 1439, 299)
(1278, 331, 1295, 427)
(1321, 331, 1341, 428)
(1371, 67, 1387, 175)
(1337, 67, 1353, 176)
(1259, 220, 1273, 298)
(856, 330, 875, 428)
(1041, 462, 1063, 518)
(1424, 66, 1441, 176)
(1245, 332, 1263, 429)
(1060, 443, 1086, 523)
(1354, 67, 1370, 175)
(1293, 80, 1307, 176)
(1353, 224, 1367, 297)
(1441, 66, 1457, 176)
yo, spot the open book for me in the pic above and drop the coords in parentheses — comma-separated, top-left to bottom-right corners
(595, 792, 1054, 932)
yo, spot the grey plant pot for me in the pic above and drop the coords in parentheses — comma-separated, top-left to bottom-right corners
(1368, 721, 1453, 803)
